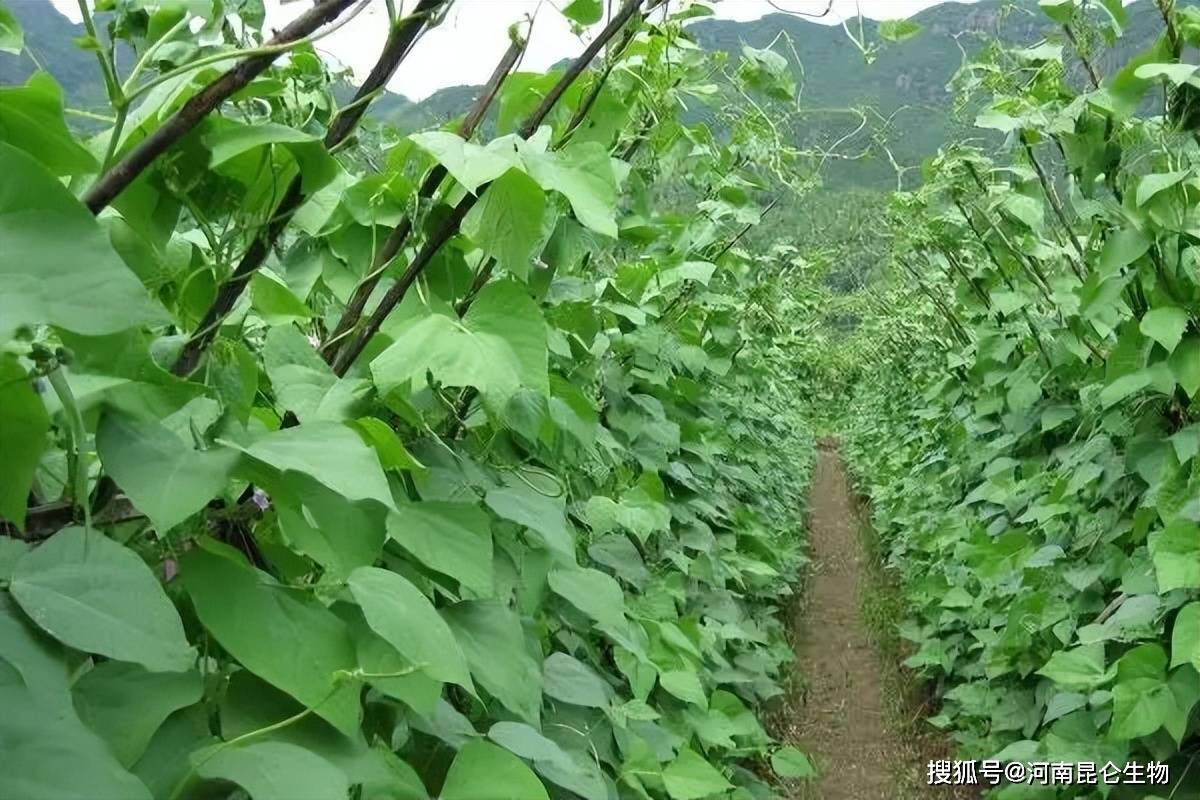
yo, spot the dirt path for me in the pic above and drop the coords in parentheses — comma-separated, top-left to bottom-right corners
(781, 441, 894, 799)
(776, 440, 978, 799)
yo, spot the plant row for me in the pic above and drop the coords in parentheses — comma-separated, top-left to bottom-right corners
(0, 1, 817, 799)
(825, 2, 1200, 797)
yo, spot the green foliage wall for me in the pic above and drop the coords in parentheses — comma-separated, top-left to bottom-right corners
(0, 2, 819, 799)
(816, 1, 1200, 796)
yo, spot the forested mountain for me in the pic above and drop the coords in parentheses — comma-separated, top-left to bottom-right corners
(1, 1, 115, 103)
(687, 0, 1181, 186)
(2, 0, 1186, 188)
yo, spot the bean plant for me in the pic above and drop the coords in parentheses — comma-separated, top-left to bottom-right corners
(0, 1, 818, 798)
(830, 1, 1200, 796)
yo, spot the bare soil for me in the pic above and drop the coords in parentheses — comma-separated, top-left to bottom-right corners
(778, 440, 977, 800)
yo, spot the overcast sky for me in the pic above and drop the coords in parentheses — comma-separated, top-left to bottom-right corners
(46, 0, 978, 99)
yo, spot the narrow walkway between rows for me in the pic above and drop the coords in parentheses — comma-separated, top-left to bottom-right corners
(783, 441, 894, 799)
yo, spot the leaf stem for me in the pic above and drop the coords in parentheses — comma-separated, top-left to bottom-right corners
(83, 0, 363, 215)
(99, 105, 128, 172)
(46, 367, 92, 536)
(120, 14, 191, 98)
(164, 662, 426, 799)
(65, 107, 117, 123)
(170, 0, 452, 377)
(334, 0, 648, 375)
(320, 30, 528, 364)
(75, 0, 122, 105)
(165, 675, 356, 800)
(124, 1, 369, 107)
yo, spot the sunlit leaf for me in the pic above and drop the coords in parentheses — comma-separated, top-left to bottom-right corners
(387, 501, 493, 597)
(180, 543, 360, 735)
(771, 746, 815, 779)
(441, 740, 548, 800)
(10, 527, 195, 672)
(0, 73, 95, 174)
(879, 19, 923, 42)
(194, 741, 349, 800)
(0, 142, 166, 343)
(0, 3, 22, 54)
(96, 410, 239, 533)
(0, 683, 152, 800)
(0, 355, 49, 530)
(348, 566, 474, 690)
(372, 280, 548, 406)
(663, 748, 732, 800)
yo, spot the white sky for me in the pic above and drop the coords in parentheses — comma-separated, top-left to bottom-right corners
(46, 0, 976, 99)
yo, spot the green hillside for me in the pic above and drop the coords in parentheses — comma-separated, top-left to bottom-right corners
(689, 0, 1182, 186)
(2, 0, 1182, 190)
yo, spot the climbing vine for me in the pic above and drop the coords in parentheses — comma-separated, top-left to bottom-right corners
(0, 1, 818, 798)
(820, 1, 1200, 796)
